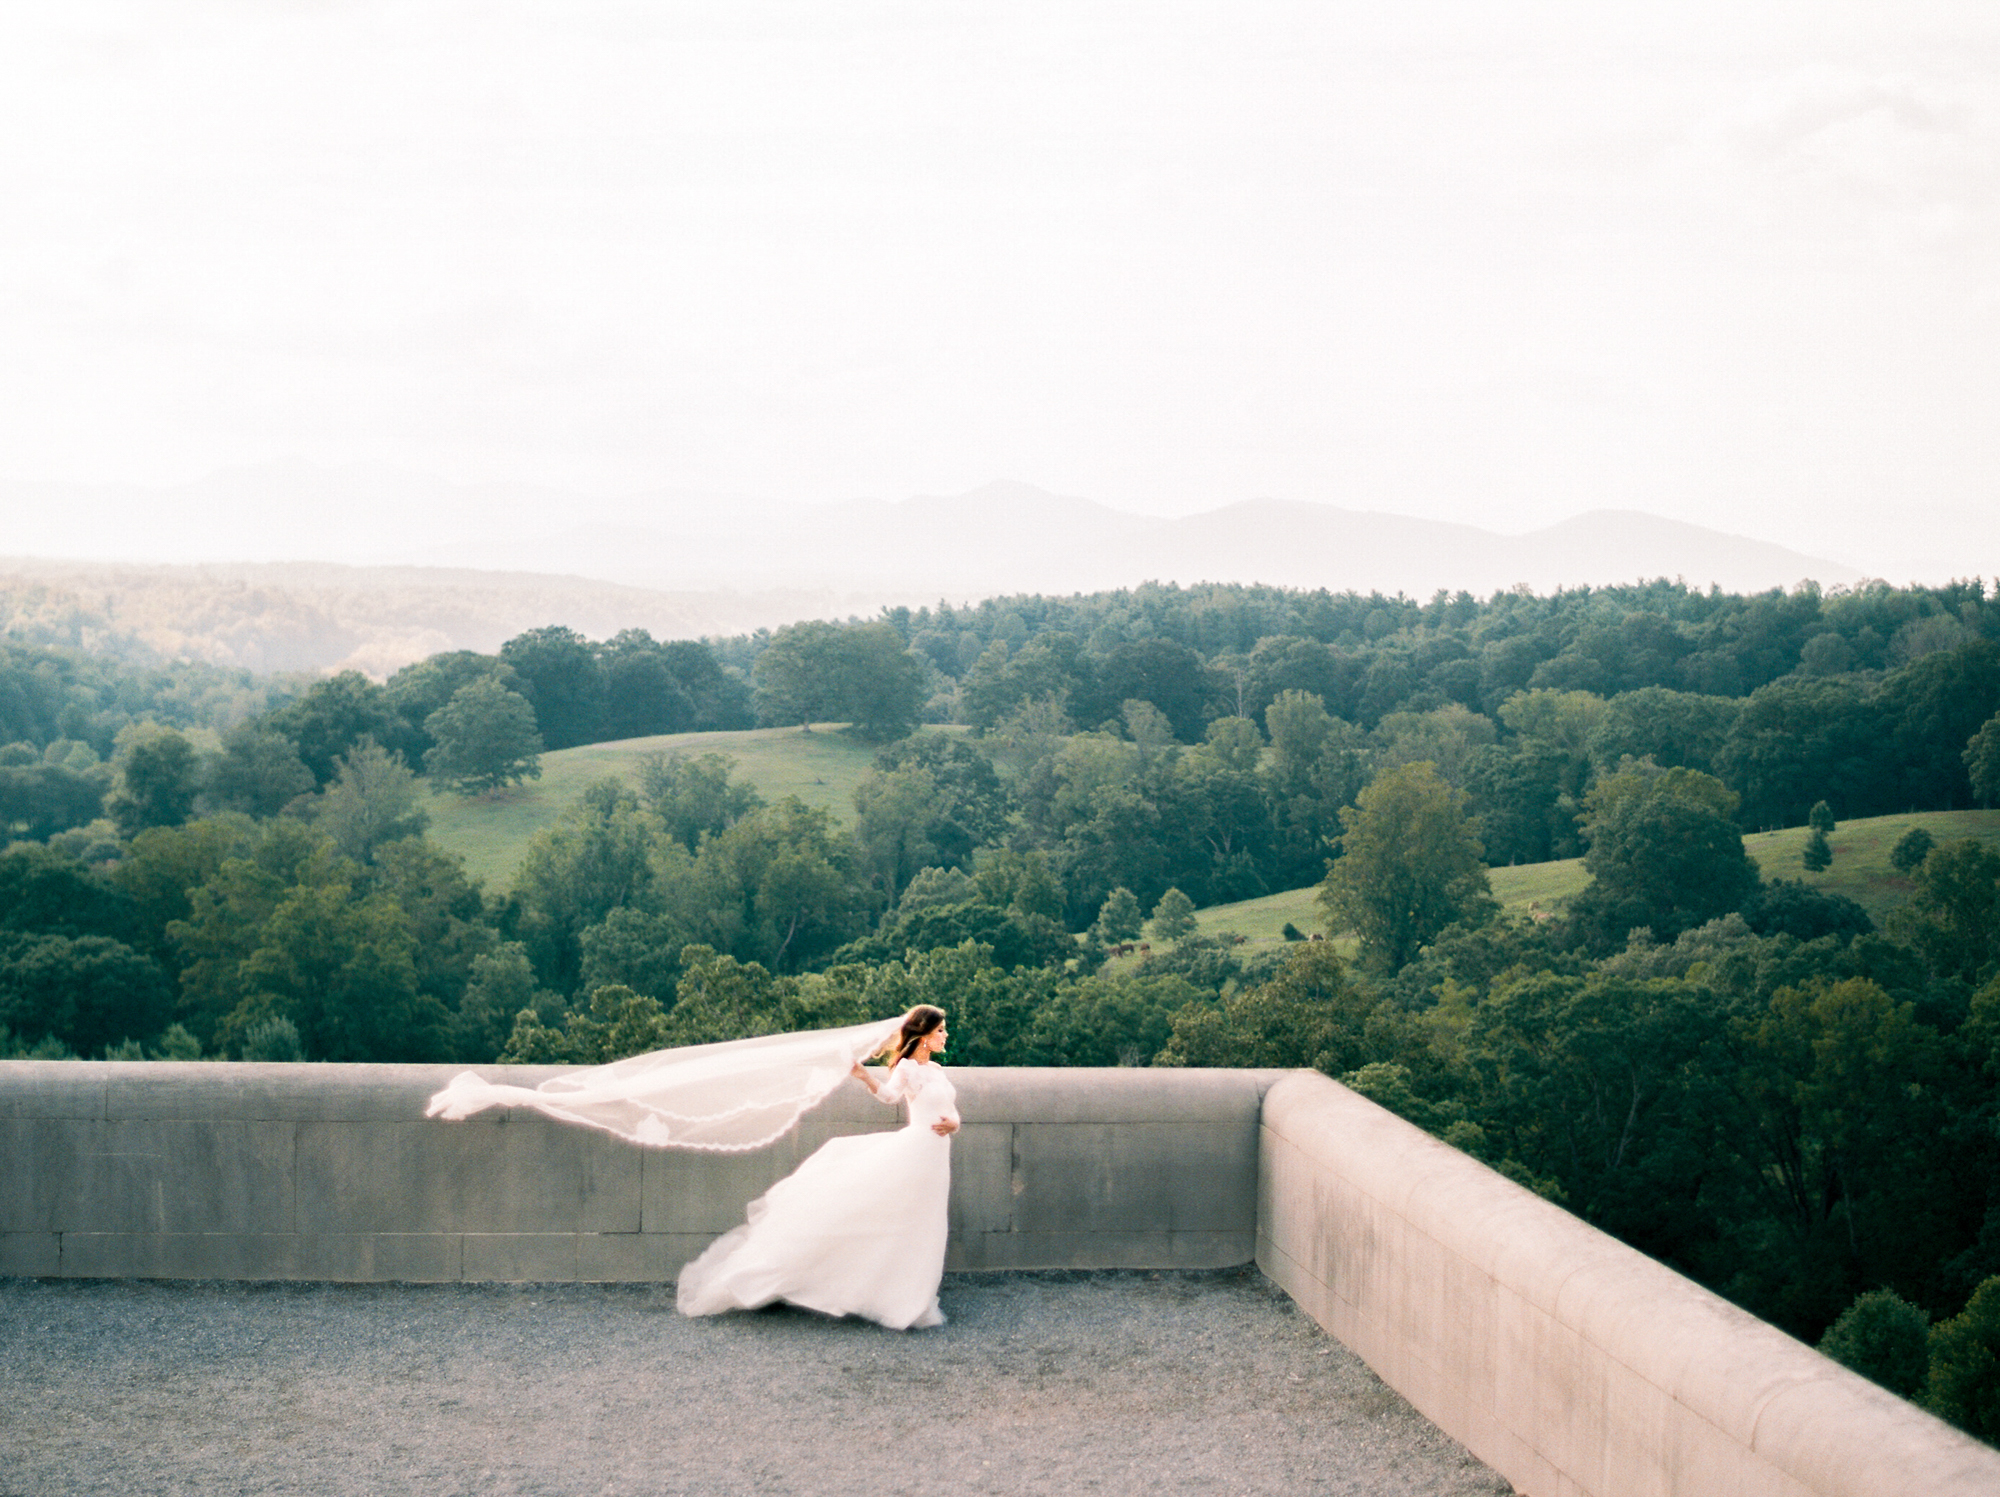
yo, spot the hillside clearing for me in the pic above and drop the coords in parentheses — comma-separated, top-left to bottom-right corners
(1188, 808, 2000, 956)
(424, 725, 898, 892)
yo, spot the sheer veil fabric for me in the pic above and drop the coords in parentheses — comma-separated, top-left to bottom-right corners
(422, 1016, 906, 1152)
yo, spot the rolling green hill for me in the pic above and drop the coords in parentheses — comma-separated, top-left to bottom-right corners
(424, 725, 898, 892)
(1740, 809, 2000, 924)
(1188, 808, 2000, 955)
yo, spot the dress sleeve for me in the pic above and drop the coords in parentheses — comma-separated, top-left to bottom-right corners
(872, 1062, 915, 1106)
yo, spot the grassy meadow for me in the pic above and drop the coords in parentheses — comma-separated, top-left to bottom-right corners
(1740, 809, 2000, 923)
(424, 724, 897, 892)
(1186, 807, 2000, 956)
(425, 713, 2000, 936)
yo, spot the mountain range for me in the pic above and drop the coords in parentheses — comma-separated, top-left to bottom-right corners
(2, 464, 1868, 675)
(11, 464, 1863, 594)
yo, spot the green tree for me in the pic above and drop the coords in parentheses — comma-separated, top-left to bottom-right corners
(0, 759, 108, 841)
(265, 670, 413, 786)
(1809, 799, 1836, 835)
(852, 763, 952, 906)
(717, 799, 869, 971)
(0, 844, 135, 942)
(1966, 714, 2000, 808)
(386, 650, 524, 759)
(240, 1015, 304, 1062)
(0, 932, 174, 1058)
(1926, 1275, 2000, 1442)
(597, 629, 696, 740)
(499, 626, 604, 750)
(504, 982, 675, 1066)
(368, 836, 494, 1020)
(205, 724, 313, 819)
(578, 905, 691, 1005)
(228, 870, 445, 1062)
(1818, 1289, 1930, 1398)
(897, 866, 977, 912)
(1374, 704, 1496, 788)
(1318, 761, 1492, 972)
(1150, 887, 1197, 944)
(1727, 977, 1954, 1334)
(753, 621, 846, 730)
(1891, 827, 1937, 876)
(452, 941, 556, 1062)
(1887, 839, 2000, 985)
(637, 751, 762, 852)
(513, 780, 662, 993)
(1802, 827, 1833, 873)
(1093, 887, 1143, 943)
(1082, 639, 1211, 742)
(1016, 972, 1200, 1066)
(1565, 767, 1760, 954)
(312, 738, 428, 863)
(423, 677, 544, 795)
(1716, 678, 1875, 830)
(1465, 970, 1729, 1260)
(1156, 941, 1385, 1071)
(839, 623, 929, 740)
(110, 816, 260, 970)
(152, 1022, 203, 1060)
(871, 734, 1012, 853)
(108, 725, 201, 836)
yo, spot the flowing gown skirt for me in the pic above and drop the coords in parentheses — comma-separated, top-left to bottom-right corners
(675, 1121, 951, 1330)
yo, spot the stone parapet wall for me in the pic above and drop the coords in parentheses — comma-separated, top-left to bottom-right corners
(1257, 1069, 2000, 1497)
(9, 1058, 1998, 1497)
(0, 1061, 1275, 1281)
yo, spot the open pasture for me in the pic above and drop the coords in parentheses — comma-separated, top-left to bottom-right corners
(1188, 808, 2000, 954)
(424, 724, 894, 892)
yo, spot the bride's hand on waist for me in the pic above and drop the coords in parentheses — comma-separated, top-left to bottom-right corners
(932, 1117, 959, 1135)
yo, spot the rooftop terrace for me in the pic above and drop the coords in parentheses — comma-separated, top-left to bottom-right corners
(5, 1060, 1997, 1497)
(1, 1269, 1510, 1497)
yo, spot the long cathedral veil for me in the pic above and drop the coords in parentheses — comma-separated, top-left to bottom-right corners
(423, 1014, 907, 1151)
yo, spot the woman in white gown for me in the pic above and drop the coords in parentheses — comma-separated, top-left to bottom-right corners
(674, 1005, 958, 1330)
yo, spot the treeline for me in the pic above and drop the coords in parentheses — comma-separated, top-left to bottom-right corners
(823, 575, 2000, 838)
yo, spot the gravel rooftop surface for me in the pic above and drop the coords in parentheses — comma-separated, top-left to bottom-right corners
(0, 1268, 1513, 1497)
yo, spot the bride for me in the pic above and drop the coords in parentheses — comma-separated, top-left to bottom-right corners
(423, 1004, 958, 1331)
(677, 1004, 958, 1330)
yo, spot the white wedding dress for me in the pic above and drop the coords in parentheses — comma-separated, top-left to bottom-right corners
(675, 1058, 957, 1330)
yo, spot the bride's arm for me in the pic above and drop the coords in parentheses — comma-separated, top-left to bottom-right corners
(850, 1060, 908, 1104)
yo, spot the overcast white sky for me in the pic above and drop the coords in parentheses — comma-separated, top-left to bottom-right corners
(2, 2, 1995, 579)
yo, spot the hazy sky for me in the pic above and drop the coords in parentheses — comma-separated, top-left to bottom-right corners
(2, 2, 1995, 579)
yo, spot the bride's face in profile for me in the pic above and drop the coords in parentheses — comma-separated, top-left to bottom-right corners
(922, 1021, 949, 1059)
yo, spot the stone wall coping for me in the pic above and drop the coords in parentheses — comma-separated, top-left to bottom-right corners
(1260, 1069, 2000, 1497)
(0, 1060, 1287, 1124)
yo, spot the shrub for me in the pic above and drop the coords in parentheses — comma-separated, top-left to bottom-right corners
(1891, 827, 1936, 875)
(241, 1016, 305, 1063)
(1927, 1276, 2000, 1441)
(1818, 1288, 1929, 1397)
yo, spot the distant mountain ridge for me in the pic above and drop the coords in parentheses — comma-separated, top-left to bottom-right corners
(0, 465, 1866, 674)
(417, 479, 1862, 599)
(3, 463, 1861, 598)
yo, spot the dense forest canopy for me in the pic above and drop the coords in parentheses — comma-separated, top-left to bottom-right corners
(6, 573, 2000, 1435)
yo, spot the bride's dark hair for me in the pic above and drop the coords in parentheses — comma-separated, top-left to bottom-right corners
(875, 1005, 945, 1067)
